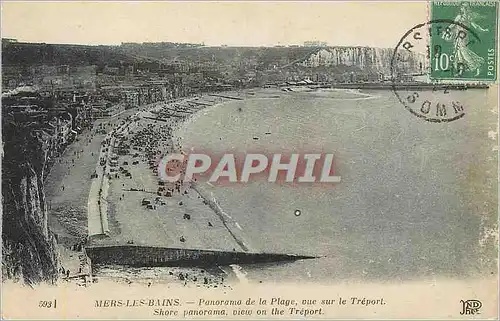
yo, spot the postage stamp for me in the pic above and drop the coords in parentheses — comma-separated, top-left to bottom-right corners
(1, 1, 499, 320)
(430, 1, 499, 81)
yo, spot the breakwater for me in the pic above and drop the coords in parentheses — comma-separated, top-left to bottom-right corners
(86, 245, 316, 267)
(308, 83, 490, 90)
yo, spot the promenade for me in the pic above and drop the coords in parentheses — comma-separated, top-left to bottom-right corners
(45, 106, 139, 281)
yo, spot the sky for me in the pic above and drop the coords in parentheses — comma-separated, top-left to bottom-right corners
(1, 1, 428, 47)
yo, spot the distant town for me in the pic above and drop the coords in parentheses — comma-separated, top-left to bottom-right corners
(2, 39, 427, 118)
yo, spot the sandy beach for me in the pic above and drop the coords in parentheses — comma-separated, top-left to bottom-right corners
(80, 92, 276, 287)
(87, 91, 282, 251)
(44, 88, 286, 286)
(44, 107, 152, 283)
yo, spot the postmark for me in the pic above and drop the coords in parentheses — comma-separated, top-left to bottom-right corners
(430, 1, 498, 81)
(390, 19, 481, 122)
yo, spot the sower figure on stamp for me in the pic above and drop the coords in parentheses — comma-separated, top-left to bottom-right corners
(442, 2, 489, 76)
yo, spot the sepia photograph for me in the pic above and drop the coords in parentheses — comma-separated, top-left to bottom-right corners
(1, 0, 498, 319)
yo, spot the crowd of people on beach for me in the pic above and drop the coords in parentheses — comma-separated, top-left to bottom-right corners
(103, 99, 235, 248)
(113, 100, 205, 196)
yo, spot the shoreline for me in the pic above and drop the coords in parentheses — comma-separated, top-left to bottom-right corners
(81, 91, 262, 286)
(279, 82, 490, 91)
(50, 87, 383, 284)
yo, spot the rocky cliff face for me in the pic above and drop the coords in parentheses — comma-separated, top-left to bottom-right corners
(298, 47, 426, 74)
(2, 119, 59, 285)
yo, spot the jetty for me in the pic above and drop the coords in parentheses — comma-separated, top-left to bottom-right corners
(85, 245, 317, 267)
(306, 82, 489, 90)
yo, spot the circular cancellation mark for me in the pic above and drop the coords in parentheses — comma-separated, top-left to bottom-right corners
(390, 19, 481, 123)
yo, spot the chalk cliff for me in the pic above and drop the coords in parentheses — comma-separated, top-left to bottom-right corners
(2, 119, 59, 285)
(298, 47, 426, 74)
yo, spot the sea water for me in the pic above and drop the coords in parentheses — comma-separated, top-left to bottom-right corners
(174, 88, 497, 283)
(93, 88, 497, 284)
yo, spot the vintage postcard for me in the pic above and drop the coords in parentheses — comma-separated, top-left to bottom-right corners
(1, 0, 498, 319)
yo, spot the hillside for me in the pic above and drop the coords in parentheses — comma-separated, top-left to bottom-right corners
(2, 41, 423, 76)
(2, 42, 133, 67)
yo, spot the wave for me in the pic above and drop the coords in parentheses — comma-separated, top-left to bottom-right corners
(229, 264, 249, 284)
(296, 87, 381, 101)
(190, 182, 252, 252)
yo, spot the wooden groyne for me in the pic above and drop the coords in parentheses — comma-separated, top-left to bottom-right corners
(143, 116, 183, 122)
(208, 94, 243, 100)
(192, 101, 213, 106)
(161, 106, 194, 114)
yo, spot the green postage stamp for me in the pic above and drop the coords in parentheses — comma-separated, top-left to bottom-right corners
(430, 0, 498, 81)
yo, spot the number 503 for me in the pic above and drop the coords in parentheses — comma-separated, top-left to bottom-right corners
(39, 300, 57, 308)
